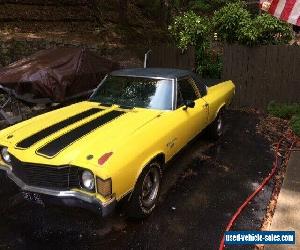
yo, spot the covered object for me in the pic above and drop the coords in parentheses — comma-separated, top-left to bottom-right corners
(0, 48, 120, 102)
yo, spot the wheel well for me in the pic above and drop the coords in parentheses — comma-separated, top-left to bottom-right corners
(152, 153, 165, 165)
(216, 105, 226, 118)
(128, 153, 166, 202)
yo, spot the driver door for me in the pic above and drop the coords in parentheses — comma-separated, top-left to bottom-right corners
(164, 77, 209, 160)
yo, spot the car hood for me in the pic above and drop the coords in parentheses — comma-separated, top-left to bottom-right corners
(2, 101, 163, 166)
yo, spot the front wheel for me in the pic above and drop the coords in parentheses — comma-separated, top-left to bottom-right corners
(126, 161, 162, 219)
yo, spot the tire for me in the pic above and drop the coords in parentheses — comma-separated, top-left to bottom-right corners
(0, 170, 7, 212)
(0, 170, 6, 186)
(126, 161, 162, 219)
(207, 111, 224, 140)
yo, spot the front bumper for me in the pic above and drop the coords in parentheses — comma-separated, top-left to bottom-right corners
(0, 165, 116, 217)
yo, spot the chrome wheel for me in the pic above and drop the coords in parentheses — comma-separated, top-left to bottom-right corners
(141, 164, 160, 208)
(217, 116, 223, 136)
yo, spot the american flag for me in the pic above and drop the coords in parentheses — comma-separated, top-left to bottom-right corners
(260, 0, 300, 26)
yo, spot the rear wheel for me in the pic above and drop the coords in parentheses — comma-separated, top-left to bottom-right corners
(126, 161, 162, 219)
(207, 112, 223, 140)
(0, 171, 7, 213)
(0, 170, 6, 186)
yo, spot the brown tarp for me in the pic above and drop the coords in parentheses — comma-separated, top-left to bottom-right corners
(0, 48, 120, 102)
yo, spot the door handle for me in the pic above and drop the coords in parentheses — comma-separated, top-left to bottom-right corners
(203, 103, 209, 108)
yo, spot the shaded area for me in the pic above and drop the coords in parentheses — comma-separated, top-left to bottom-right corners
(0, 47, 120, 102)
(0, 110, 280, 249)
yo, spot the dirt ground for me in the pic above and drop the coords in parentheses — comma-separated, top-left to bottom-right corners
(0, 110, 288, 250)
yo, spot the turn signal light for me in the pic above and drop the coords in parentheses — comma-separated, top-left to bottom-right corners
(98, 152, 113, 166)
(96, 177, 112, 198)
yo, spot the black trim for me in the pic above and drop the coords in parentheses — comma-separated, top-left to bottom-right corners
(118, 105, 134, 110)
(99, 103, 113, 107)
(10, 155, 83, 190)
(37, 110, 125, 157)
(16, 108, 103, 149)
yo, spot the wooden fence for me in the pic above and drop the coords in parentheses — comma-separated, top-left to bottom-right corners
(147, 44, 195, 70)
(222, 44, 300, 110)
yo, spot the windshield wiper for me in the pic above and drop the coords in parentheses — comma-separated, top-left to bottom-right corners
(118, 105, 134, 109)
(99, 103, 113, 107)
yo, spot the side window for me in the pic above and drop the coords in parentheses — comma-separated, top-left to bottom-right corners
(191, 74, 207, 97)
(177, 78, 198, 102)
(176, 88, 184, 108)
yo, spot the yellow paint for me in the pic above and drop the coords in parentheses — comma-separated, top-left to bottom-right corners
(0, 80, 235, 203)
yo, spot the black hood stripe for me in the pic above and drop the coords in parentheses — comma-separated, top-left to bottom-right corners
(37, 110, 125, 158)
(16, 108, 103, 149)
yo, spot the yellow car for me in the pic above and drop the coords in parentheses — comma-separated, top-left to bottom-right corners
(0, 68, 235, 218)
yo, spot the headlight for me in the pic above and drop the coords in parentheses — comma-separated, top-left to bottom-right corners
(96, 177, 112, 198)
(81, 171, 95, 190)
(1, 147, 11, 164)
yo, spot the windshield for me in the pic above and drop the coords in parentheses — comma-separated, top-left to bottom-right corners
(90, 76, 173, 110)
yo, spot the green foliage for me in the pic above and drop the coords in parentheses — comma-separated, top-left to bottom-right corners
(168, 11, 211, 50)
(253, 14, 292, 45)
(213, 2, 292, 46)
(267, 101, 300, 119)
(169, 2, 292, 77)
(212, 2, 251, 43)
(267, 102, 300, 136)
(196, 50, 222, 78)
(169, 11, 221, 78)
(291, 115, 300, 136)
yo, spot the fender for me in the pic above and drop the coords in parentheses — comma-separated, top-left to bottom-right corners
(214, 102, 226, 120)
(126, 152, 165, 201)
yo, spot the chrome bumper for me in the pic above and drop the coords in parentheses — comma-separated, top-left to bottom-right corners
(0, 165, 116, 217)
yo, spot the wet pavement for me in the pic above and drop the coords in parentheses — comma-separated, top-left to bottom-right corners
(0, 110, 278, 250)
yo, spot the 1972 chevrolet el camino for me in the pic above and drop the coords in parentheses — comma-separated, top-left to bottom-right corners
(0, 68, 235, 218)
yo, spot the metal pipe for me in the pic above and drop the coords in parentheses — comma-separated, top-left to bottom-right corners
(144, 49, 152, 68)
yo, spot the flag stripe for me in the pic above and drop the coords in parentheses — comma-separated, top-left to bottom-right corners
(297, 16, 300, 25)
(280, 0, 296, 20)
(262, 0, 300, 26)
(274, 0, 287, 18)
(269, 0, 280, 15)
(288, 0, 300, 24)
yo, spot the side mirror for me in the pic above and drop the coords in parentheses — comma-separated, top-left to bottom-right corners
(183, 100, 195, 110)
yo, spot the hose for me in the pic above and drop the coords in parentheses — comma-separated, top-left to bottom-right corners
(219, 132, 298, 250)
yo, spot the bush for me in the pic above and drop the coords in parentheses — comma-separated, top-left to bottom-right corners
(267, 102, 300, 136)
(168, 11, 211, 50)
(169, 3, 292, 77)
(212, 2, 292, 46)
(196, 50, 223, 78)
(267, 101, 300, 119)
(253, 14, 292, 45)
(291, 115, 300, 137)
(212, 2, 251, 43)
(169, 11, 222, 78)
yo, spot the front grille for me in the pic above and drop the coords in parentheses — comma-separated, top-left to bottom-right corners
(11, 156, 81, 190)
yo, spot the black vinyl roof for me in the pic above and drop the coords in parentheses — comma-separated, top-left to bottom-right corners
(110, 68, 191, 79)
